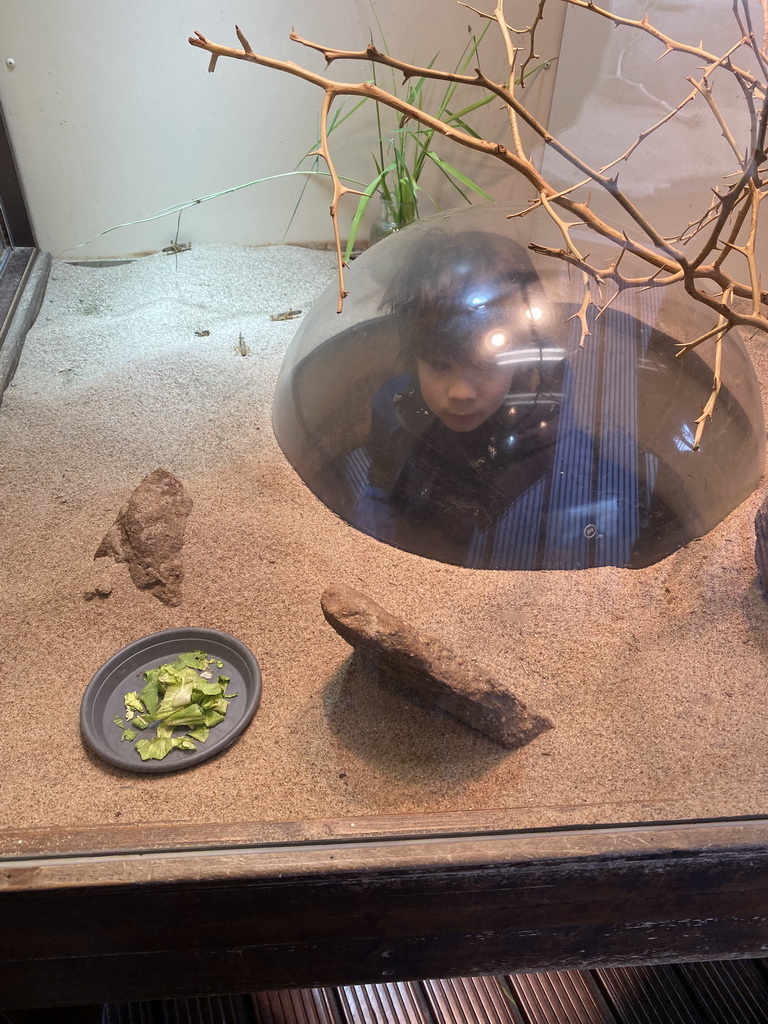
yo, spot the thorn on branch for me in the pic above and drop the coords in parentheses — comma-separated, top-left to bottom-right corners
(235, 24, 253, 54)
(208, 54, 219, 73)
(565, 292, 593, 346)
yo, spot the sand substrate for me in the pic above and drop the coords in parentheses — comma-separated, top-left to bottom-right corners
(2, 243, 768, 853)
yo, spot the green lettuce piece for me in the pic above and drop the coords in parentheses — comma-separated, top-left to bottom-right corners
(135, 736, 176, 761)
(172, 651, 209, 671)
(192, 680, 223, 699)
(121, 728, 137, 742)
(113, 714, 125, 729)
(156, 666, 185, 691)
(188, 724, 210, 742)
(217, 676, 237, 699)
(124, 691, 144, 713)
(198, 694, 228, 715)
(131, 713, 153, 730)
(165, 666, 201, 685)
(139, 671, 161, 716)
(203, 709, 225, 728)
(135, 733, 198, 761)
(159, 703, 206, 728)
(155, 680, 196, 716)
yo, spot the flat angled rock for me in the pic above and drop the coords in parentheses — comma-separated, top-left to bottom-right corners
(321, 583, 553, 750)
(95, 468, 192, 606)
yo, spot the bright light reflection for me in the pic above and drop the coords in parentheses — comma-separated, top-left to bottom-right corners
(495, 347, 567, 366)
(673, 422, 697, 452)
(488, 332, 508, 348)
(525, 306, 544, 323)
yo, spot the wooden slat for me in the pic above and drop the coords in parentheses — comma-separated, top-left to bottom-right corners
(102, 994, 254, 1024)
(509, 969, 616, 1024)
(58, 962, 768, 1024)
(336, 983, 431, 1024)
(674, 959, 768, 1023)
(421, 976, 524, 1023)
(250, 988, 340, 1024)
(594, 964, 706, 1024)
(102, 1003, 153, 1024)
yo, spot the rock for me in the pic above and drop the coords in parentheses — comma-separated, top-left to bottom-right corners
(95, 469, 192, 606)
(83, 585, 112, 601)
(756, 493, 768, 586)
(321, 583, 553, 750)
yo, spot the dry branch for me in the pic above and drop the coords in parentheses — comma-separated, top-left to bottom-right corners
(190, 0, 768, 439)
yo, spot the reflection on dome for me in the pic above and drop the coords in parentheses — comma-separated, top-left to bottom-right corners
(272, 204, 765, 570)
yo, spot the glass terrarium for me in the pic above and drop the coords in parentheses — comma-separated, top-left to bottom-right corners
(273, 203, 765, 570)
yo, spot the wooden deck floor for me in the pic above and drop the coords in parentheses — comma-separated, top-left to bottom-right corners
(93, 961, 768, 1024)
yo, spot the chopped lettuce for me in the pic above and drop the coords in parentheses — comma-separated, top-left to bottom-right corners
(172, 651, 209, 670)
(124, 691, 144, 713)
(135, 736, 176, 761)
(115, 650, 237, 762)
(159, 703, 206, 729)
(139, 672, 161, 717)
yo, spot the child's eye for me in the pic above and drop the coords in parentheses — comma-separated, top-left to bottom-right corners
(428, 359, 452, 373)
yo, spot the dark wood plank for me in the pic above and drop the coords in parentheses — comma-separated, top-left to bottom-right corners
(3, 820, 768, 1009)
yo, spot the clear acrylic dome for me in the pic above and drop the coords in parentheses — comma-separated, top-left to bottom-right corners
(272, 203, 765, 570)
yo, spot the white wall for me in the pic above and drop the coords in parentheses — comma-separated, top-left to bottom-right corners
(542, 0, 766, 276)
(0, 0, 564, 258)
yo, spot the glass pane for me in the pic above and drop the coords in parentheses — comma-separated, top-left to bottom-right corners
(274, 203, 765, 570)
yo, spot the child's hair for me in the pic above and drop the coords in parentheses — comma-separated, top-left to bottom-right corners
(383, 228, 545, 368)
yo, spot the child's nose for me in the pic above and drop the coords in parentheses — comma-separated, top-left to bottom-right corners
(448, 374, 477, 401)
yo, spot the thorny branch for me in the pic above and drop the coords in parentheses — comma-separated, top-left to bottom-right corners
(190, 0, 768, 440)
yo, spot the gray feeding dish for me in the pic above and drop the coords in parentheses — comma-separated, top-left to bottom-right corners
(80, 628, 262, 773)
(273, 204, 765, 570)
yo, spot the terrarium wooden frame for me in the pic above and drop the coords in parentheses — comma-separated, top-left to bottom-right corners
(3, 812, 768, 1009)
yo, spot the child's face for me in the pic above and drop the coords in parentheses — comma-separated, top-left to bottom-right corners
(417, 356, 515, 432)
